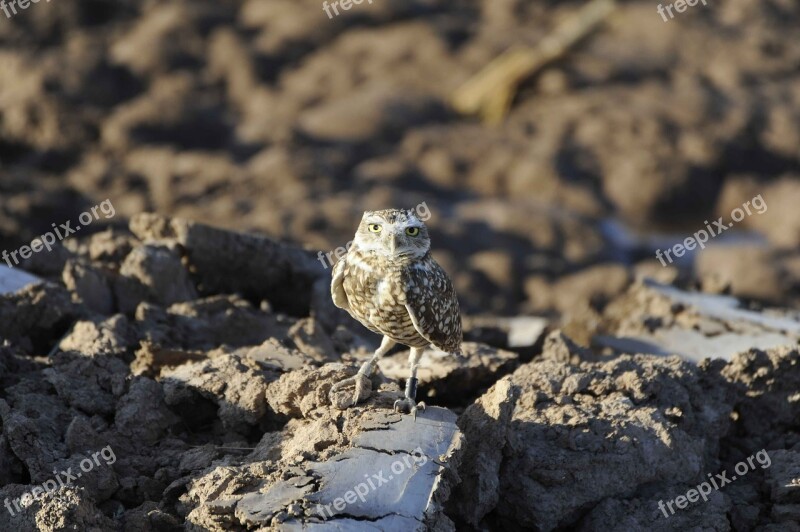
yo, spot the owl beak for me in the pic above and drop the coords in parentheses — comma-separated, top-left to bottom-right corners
(388, 233, 398, 254)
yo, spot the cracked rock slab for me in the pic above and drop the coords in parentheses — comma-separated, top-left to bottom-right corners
(596, 279, 800, 362)
(183, 365, 463, 531)
(261, 408, 460, 529)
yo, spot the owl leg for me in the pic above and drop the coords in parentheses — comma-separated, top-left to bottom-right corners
(329, 336, 396, 408)
(393, 347, 426, 419)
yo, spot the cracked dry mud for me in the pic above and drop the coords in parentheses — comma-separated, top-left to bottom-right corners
(0, 215, 799, 531)
(1, 0, 800, 530)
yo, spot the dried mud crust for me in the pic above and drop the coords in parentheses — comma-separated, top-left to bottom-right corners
(0, 214, 799, 530)
(0, 215, 515, 531)
(1, 0, 800, 530)
(450, 342, 800, 531)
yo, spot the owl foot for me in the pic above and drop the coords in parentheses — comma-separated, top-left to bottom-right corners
(393, 377, 425, 419)
(329, 364, 374, 409)
(393, 397, 426, 419)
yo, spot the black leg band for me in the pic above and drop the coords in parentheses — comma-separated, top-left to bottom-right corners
(405, 377, 418, 400)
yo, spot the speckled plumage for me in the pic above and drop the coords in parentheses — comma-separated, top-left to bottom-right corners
(331, 209, 462, 353)
(327, 208, 462, 415)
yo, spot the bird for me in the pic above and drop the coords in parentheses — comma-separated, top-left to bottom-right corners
(328, 208, 462, 417)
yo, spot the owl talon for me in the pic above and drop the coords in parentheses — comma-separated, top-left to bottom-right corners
(329, 372, 373, 410)
(394, 398, 426, 419)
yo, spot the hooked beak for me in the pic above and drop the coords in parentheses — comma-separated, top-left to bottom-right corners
(388, 233, 398, 254)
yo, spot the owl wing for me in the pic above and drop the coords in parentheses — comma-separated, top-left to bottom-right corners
(330, 256, 350, 311)
(402, 259, 462, 354)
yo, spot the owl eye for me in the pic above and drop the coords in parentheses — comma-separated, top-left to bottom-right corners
(368, 223, 382, 233)
(405, 227, 420, 236)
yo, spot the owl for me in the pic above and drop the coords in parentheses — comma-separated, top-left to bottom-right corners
(329, 208, 462, 416)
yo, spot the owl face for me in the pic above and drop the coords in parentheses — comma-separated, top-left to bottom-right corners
(352, 209, 430, 259)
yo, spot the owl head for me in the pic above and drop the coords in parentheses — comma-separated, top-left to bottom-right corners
(352, 208, 430, 259)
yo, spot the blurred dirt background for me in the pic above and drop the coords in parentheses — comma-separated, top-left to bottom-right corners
(2, 0, 800, 531)
(1, 0, 799, 318)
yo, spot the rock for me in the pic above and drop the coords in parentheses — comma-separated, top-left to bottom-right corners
(84, 228, 137, 264)
(266, 364, 374, 419)
(771, 504, 800, 525)
(241, 338, 318, 372)
(108, 4, 191, 76)
(43, 357, 128, 416)
(122, 501, 183, 531)
(129, 213, 324, 316)
(378, 342, 519, 404)
(1, 394, 71, 482)
(448, 378, 519, 527)
(115, 377, 180, 445)
(120, 244, 198, 306)
(62, 259, 115, 315)
(720, 346, 800, 450)
(0, 431, 17, 487)
(0, 486, 116, 532)
(540, 329, 604, 365)
(0, 283, 82, 351)
(130, 341, 206, 377)
(50, 450, 119, 503)
(288, 318, 338, 363)
(451, 354, 733, 530)
(0, 343, 39, 405)
(162, 354, 277, 433)
(113, 273, 153, 315)
(307, 408, 461, 527)
(576, 490, 731, 531)
(15, 243, 73, 278)
(135, 295, 292, 352)
(64, 416, 106, 455)
(181, 396, 463, 530)
(58, 315, 137, 360)
(595, 279, 800, 362)
(766, 450, 800, 507)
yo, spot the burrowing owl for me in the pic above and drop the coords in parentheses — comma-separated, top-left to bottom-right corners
(329, 208, 462, 416)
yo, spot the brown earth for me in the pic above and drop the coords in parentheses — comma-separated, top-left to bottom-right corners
(0, 216, 797, 531)
(1, 0, 800, 530)
(1, 0, 799, 316)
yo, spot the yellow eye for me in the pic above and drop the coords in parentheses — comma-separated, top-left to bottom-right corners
(368, 223, 382, 233)
(405, 227, 420, 236)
